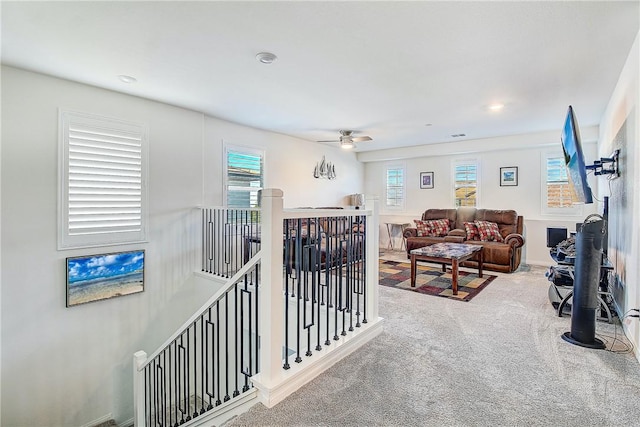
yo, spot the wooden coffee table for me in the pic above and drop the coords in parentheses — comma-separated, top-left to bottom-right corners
(410, 243, 484, 295)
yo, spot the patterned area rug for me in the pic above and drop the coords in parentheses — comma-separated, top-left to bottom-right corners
(379, 259, 497, 302)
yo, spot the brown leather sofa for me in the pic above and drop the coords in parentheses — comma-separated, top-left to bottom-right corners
(403, 208, 525, 273)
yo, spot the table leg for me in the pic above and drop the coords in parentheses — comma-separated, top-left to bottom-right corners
(452, 259, 459, 295)
(386, 223, 393, 249)
(478, 248, 483, 278)
(411, 254, 417, 287)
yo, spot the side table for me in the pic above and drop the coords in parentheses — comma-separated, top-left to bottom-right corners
(385, 222, 411, 250)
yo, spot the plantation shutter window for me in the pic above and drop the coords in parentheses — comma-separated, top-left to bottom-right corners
(385, 167, 405, 209)
(226, 149, 263, 208)
(59, 111, 148, 249)
(546, 156, 574, 208)
(454, 163, 477, 207)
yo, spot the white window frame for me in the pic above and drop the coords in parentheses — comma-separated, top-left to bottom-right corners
(452, 159, 479, 207)
(223, 144, 264, 209)
(58, 110, 148, 250)
(541, 150, 582, 216)
(384, 164, 406, 211)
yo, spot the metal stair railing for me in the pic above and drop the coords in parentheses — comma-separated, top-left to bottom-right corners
(133, 251, 261, 427)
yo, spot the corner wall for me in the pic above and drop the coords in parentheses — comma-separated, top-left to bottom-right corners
(598, 31, 640, 357)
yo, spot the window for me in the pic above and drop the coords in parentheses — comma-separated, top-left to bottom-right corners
(546, 157, 574, 208)
(385, 166, 405, 209)
(225, 147, 263, 208)
(59, 110, 148, 249)
(454, 162, 478, 207)
(543, 153, 581, 215)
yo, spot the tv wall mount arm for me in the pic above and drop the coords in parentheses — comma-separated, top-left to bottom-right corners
(586, 149, 620, 177)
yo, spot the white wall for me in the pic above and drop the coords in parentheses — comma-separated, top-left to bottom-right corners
(598, 31, 640, 358)
(0, 66, 364, 426)
(360, 130, 599, 265)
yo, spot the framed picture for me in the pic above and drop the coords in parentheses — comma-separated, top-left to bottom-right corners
(500, 167, 518, 186)
(420, 172, 434, 189)
(66, 250, 145, 307)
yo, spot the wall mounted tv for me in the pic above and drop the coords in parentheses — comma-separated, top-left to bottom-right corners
(561, 105, 593, 204)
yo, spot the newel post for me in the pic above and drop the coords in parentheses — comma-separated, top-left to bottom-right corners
(257, 188, 285, 387)
(365, 195, 380, 321)
(133, 350, 147, 427)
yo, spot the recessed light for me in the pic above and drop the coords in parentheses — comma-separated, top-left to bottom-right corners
(118, 75, 137, 83)
(256, 52, 277, 64)
(425, 123, 433, 127)
(451, 133, 466, 138)
(488, 103, 505, 111)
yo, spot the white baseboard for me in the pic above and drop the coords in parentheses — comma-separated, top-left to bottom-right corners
(81, 413, 112, 427)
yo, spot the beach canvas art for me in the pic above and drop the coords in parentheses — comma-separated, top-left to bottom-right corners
(66, 250, 145, 307)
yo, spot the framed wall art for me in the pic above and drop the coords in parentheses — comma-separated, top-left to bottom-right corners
(66, 249, 145, 307)
(500, 167, 518, 186)
(420, 172, 434, 189)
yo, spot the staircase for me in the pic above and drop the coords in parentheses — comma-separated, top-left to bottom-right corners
(133, 189, 383, 426)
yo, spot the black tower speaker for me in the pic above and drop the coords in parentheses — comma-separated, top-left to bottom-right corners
(562, 218, 606, 349)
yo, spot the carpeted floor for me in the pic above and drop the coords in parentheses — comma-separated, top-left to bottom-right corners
(379, 259, 497, 301)
(227, 250, 640, 426)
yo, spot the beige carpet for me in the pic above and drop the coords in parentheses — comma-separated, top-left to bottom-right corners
(227, 250, 640, 426)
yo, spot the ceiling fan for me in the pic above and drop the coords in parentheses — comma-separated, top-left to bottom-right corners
(318, 130, 372, 149)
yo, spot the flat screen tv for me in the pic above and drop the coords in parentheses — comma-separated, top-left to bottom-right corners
(561, 105, 593, 204)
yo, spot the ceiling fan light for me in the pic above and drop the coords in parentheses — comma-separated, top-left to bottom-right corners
(340, 140, 354, 149)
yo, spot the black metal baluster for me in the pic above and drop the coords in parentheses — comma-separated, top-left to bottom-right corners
(162, 351, 167, 427)
(215, 303, 221, 406)
(205, 307, 213, 410)
(174, 341, 179, 427)
(242, 281, 252, 392)
(362, 215, 367, 325)
(199, 315, 205, 415)
(314, 219, 323, 352)
(152, 360, 158, 427)
(324, 221, 332, 346)
(234, 282, 240, 397)
(283, 221, 291, 369)
(145, 365, 150, 427)
(254, 262, 260, 377)
(224, 293, 230, 401)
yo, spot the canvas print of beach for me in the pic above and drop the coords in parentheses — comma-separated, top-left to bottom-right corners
(66, 250, 144, 307)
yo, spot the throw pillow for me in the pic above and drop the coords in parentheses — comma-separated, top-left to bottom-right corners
(474, 220, 504, 242)
(414, 219, 450, 237)
(463, 221, 480, 241)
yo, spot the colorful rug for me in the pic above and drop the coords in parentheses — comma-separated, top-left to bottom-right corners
(379, 259, 497, 302)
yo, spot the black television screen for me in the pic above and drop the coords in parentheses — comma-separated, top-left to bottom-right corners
(561, 106, 593, 204)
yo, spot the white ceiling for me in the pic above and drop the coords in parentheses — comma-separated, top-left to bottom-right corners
(2, 1, 639, 152)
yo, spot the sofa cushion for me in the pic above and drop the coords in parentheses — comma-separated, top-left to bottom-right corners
(475, 220, 504, 242)
(414, 219, 450, 237)
(463, 221, 480, 241)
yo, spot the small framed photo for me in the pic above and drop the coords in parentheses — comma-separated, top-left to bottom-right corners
(500, 167, 518, 186)
(66, 250, 145, 307)
(420, 172, 434, 189)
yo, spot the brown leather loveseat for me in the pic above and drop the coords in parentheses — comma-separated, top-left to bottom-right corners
(403, 208, 525, 273)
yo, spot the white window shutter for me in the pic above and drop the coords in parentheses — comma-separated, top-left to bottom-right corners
(59, 111, 148, 249)
(546, 157, 574, 208)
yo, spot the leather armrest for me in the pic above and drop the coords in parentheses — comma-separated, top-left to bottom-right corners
(404, 227, 418, 238)
(505, 233, 525, 248)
